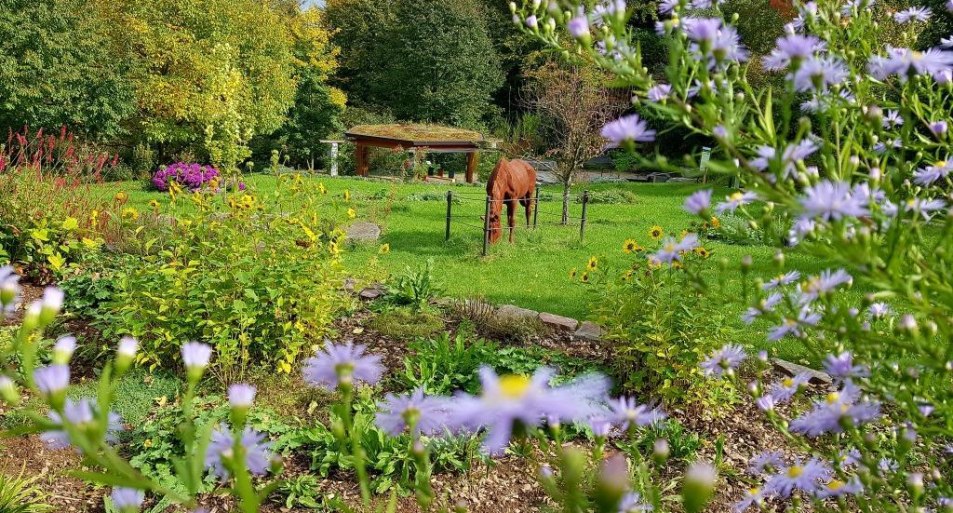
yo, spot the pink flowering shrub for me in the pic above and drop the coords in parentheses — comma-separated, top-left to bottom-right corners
(151, 162, 220, 191)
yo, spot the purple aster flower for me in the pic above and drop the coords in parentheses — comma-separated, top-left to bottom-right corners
(905, 197, 947, 220)
(869, 47, 953, 80)
(733, 487, 765, 512)
(715, 191, 758, 213)
(228, 384, 256, 408)
(700, 344, 746, 376)
(568, 15, 590, 38)
(942, 36, 953, 48)
(791, 56, 848, 92)
(0, 266, 20, 317)
(650, 233, 698, 264)
(41, 287, 64, 315)
(816, 477, 863, 499)
(588, 417, 614, 438)
(659, 0, 679, 14)
(601, 114, 656, 148)
(800, 180, 869, 221)
(790, 380, 881, 437)
(181, 341, 212, 369)
(756, 394, 776, 411)
(647, 84, 673, 102)
(764, 458, 832, 497)
(41, 398, 122, 449)
(869, 302, 890, 318)
(913, 160, 953, 185)
(823, 352, 869, 381)
(930, 120, 948, 137)
(743, 293, 783, 324)
(799, 269, 852, 302)
(748, 451, 785, 475)
(767, 307, 821, 340)
(948, 0, 953, 12)
(607, 396, 666, 429)
(763, 271, 801, 290)
(836, 448, 862, 468)
(618, 491, 653, 512)
(713, 125, 729, 140)
(883, 109, 904, 128)
(764, 34, 826, 71)
(768, 371, 812, 402)
(525, 15, 538, 28)
(302, 340, 383, 390)
(205, 426, 273, 478)
(683, 17, 723, 44)
(683, 189, 713, 215)
(34, 365, 69, 396)
(446, 367, 609, 454)
(375, 388, 450, 436)
(110, 487, 145, 511)
(893, 6, 931, 23)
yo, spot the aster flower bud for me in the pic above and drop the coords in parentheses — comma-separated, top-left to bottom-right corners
(34, 364, 69, 409)
(594, 454, 629, 511)
(682, 462, 717, 513)
(907, 472, 924, 498)
(0, 375, 19, 405)
(52, 335, 77, 365)
(110, 487, 145, 513)
(228, 383, 256, 427)
(181, 341, 212, 382)
(39, 287, 64, 327)
(115, 336, 138, 375)
(653, 438, 670, 464)
(22, 301, 41, 332)
(508, 1, 517, 13)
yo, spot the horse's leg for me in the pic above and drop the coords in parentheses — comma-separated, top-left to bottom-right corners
(522, 191, 533, 226)
(506, 197, 516, 243)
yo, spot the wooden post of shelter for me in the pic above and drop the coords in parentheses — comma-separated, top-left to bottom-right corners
(355, 143, 370, 177)
(466, 152, 480, 184)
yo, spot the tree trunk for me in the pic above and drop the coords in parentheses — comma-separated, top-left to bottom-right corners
(561, 182, 570, 225)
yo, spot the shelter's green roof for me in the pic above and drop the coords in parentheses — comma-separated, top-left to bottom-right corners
(345, 124, 484, 145)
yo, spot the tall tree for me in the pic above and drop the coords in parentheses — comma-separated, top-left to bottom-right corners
(0, 0, 135, 139)
(325, 0, 504, 128)
(525, 61, 626, 223)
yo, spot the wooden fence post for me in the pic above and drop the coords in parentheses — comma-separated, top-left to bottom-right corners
(580, 190, 590, 242)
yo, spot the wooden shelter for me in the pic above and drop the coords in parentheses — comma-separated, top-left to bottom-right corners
(344, 124, 489, 183)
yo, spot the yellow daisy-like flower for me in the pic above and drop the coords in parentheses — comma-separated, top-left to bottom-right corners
(586, 257, 598, 271)
(710, 216, 721, 229)
(581, 272, 590, 283)
(149, 199, 160, 210)
(121, 207, 139, 221)
(379, 243, 390, 254)
(114, 191, 128, 203)
(694, 246, 711, 258)
(318, 183, 327, 195)
(672, 260, 684, 270)
(343, 189, 351, 201)
(569, 268, 577, 279)
(347, 208, 357, 219)
(623, 269, 634, 281)
(623, 239, 642, 254)
(649, 225, 664, 240)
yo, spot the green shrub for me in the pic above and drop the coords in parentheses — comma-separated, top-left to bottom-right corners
(369, 307, 445, 340)
(385, 258, 441, 312)
(0, 470, 53, 513)
(85, 182, 350, 377)
(588, 242, 738, 407)
(576, 189, 638, 204)
(395, 332, 494, 394)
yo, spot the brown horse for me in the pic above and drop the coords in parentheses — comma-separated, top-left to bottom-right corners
(486, 157, 537, 243)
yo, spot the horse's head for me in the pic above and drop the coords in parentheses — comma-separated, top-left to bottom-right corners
(487, 209, 503, 243)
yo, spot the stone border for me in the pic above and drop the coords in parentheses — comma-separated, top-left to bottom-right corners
(353, 282, 830, 380)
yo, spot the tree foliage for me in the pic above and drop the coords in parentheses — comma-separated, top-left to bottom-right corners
(0, 0, 135, 139)
(325, 0, 504, 128)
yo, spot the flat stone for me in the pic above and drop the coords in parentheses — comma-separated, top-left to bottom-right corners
(496, 304, 539, 321)
(772, 358, 832, 386)
(538, 312, 579, 332)
(345, 221, 381, 242)
(574, 321, 604, 341)
(358, 285, 385, 300)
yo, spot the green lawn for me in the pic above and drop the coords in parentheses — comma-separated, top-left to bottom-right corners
(95, 174, 848, 363)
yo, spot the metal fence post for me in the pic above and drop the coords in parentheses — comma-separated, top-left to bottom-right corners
(533, 187, 540, 229)
(482, 195, 491, 256)
(445, 190, 453, 241)
(580, 189, 590, 242)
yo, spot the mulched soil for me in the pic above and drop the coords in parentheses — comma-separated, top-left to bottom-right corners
(0, 292, 830, 513)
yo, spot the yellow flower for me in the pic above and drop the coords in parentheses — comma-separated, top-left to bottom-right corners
(694, 246, 711, 258)
(587, 256, 598, 270)
(569, 268, 577, 279)
(710, 216, 721, 229)
(149, 199, 160, 210)
(343, 189, 351, 201)
(622, 239, 642, 254)
(379, 243, 390, 254)
(581, 272, 590, 283)
(114, 191, 128, 203)
(121, 207, 139, 221)
(680, 229, 689, 238)
(623, 269, 634, 281)
(318, 183, 327, 194)
(672, 260, 684, 270)
(347, 208, 357, 219)
(649, 225, 664, 240)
